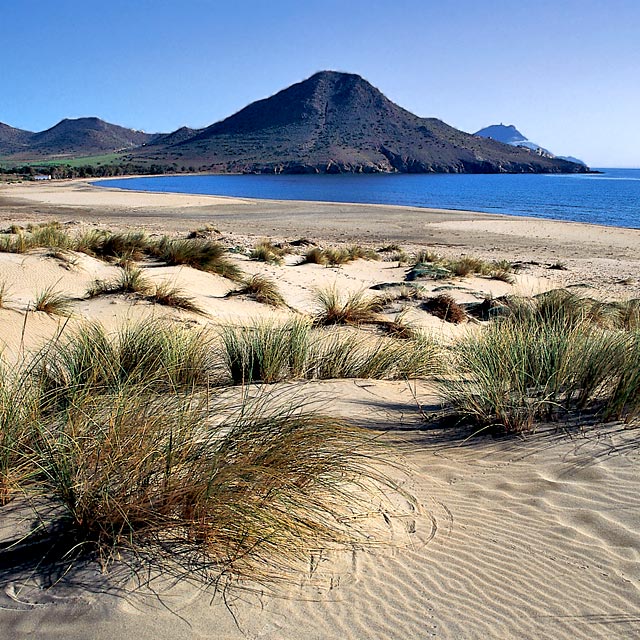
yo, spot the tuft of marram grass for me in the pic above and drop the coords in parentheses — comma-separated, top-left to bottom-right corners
(0, 362, 39, 504)
(307, 329, 440, 380)
(87, 265, 153, 297)
(155, 238, 243, 281)
(27, 386, 386, 580)
(219, 319, 311, 384)
(227, 274, 286, 308)
(147, 282, 205, 314)
(440, 309, 640, 433)
(250, 240, 286, 265)
(33, 286, 74, 316)
(32, 321, 219, 412)
(313, 287, 383, 326)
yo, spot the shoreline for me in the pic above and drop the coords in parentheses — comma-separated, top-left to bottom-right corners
(1, 177, 640, 299)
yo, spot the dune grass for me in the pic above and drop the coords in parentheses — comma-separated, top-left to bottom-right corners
(32, 321, 218, 412)
(250, 240, 286, 265)
(219, 319, 440, 384)
(227, 274, 286, 307)
(3, 319, 390, 580)
(154, 237, 243, 281)
(440, 300, 640, 432)
(407, 252, 516, 283)
(147, 281, 205, 314)
(313, 287, 383, 326)
(33, 286, 74, 316)
(27, 388, 381, 578)
(219, 319, 311, 384)
(87, 264, 153, 297)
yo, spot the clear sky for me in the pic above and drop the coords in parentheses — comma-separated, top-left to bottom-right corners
(2, 0, 639, 167)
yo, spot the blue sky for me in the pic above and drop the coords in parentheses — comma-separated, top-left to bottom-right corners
(2, 0, 639, 167)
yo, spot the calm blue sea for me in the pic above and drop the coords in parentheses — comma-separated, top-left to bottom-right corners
(93, 168, 640, 229)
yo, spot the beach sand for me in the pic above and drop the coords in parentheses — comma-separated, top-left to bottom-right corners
(0, 179, 639, 639)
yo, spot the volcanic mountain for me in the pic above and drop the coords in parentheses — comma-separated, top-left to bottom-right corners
(0, 122, 34, 156)
(20, 117, 157, 158)
(137, 71, 587, 174)
(475, 123, 586, 166)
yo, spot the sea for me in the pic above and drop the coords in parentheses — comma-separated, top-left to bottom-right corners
(93, 168, 640, 230)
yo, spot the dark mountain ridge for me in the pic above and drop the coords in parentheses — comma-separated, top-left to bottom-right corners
(1, 117, 157, 159)
(144, 71, 586, 174)
(2, 72, 588, 174)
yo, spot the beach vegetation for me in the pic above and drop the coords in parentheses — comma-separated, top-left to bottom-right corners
(227, 274, 286, 307)
(32, 286, 74, 316)
(250, 239, 286, 265)
(154, 237, 243, 281)
(313, 287, 383, 326)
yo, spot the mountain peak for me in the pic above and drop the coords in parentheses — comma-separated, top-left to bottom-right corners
(474, 124, 528, 145)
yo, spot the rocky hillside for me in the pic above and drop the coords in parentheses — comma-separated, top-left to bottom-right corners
(475, 123, 586, 166)
(137, 71, 587, 174)
(1, 73, 588, 173)
(4, 118, 157, 159)
(0, 122, 34, 156)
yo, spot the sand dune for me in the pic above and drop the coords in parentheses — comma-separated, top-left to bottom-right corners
(0, 182, 639, 639)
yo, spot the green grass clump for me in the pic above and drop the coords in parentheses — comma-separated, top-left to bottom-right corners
(441, 309, 640, 433)
(87, 265, 153, 297)
(0, 222, 72, 253)
(32, 321, 217, 411)
(220, 319, 310, 383)
(227, 274, 286, 307)
(155, 238, 243, 281)
(313, 287, 383, 326)
(250, 240, 286, 265)
(219, 320, 439, 384)
(0, 364, 38, 504)
(308, 331, 439, 380)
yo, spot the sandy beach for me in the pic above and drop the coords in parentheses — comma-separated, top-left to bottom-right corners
(0, 178, 639, 639)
